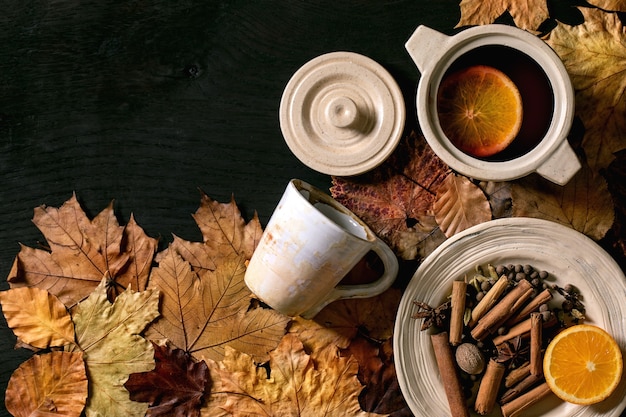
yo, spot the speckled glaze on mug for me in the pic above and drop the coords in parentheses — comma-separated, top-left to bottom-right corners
(244, 179, 398, 318)
(406, 24, 581, 185)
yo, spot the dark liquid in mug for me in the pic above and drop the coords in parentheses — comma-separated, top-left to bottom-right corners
(440, 45, 555, 161)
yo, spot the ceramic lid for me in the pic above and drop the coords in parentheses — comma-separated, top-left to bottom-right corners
(279, 51, 405, 176)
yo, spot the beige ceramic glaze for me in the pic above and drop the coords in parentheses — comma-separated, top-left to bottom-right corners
(244, 179, 398, 318)
(279, 52, 405, 176)
(394, 218, 626, 417)
(406, 25, 581, 185)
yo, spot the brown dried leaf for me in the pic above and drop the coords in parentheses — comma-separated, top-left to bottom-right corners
(7, 195, 157, 308)
(289, 288, 402, 362)
(187, 193, 262, 262)
(545, 7, 626, 171)
(0, 287, 75, 349)
(456, 0, 549, 32)
(434, 174, 492, 238)
(213, 334, 385, 417)
(511, 164, 614, 240)
(147, 248, 288, 363)
(125, 342, 211, 417)
(586, 0, 626, 11)
(331, 132, 449, 260)
(343, 338, 409, 416)
(5, 351, 88, 417)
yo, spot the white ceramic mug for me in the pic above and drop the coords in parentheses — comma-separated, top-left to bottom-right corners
(406, 24, 581, 185)
(244, 179, 398, 318)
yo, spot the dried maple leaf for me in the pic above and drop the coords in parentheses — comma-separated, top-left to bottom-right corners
(125, 342, 211, 417)
(331, 132, 449, 260)
(171, 192, 263, 265)
(545, 7, 626, 172)
(511, 163, 614, 240)
(289, 288, 401, 362)
(212, 334, 385, 417)
(67, 278, 160, 417)
(5, 351, 87, 417)
(147, 248, 288, 363)
(433, 174, 492, 238)
(7, 195, 158, 308)
(0, 287, 75, 349)
(456, 0, 549, 32)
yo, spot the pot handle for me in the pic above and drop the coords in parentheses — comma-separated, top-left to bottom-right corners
(405, 25, 452, 74)
(535, 140, 581, 185)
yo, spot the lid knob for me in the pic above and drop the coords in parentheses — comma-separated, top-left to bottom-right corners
(326, 96, 359, 129)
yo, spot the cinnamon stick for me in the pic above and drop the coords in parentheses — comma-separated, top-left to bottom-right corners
(431, 332, 470, 417)
(492, 313, 557, 346)
(449, 281, 467, 346)
(471, 279, 534, 341)
(506, 288, 552, 326)
(530, 312, 543, 376)
(469, 275, 509, 327)
(500, 382, 553, 417)
(504, 362, 530, 388)
(500, 373, 543, 404)
(474, 359, 506, 415)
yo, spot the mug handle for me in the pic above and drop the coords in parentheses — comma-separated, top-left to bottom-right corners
(300, 237, 399, 319)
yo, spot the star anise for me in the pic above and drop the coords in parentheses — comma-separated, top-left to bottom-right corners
(411, 300, 451, 331)
(495, 335, 529, 367)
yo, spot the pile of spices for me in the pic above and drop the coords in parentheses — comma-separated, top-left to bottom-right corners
(411, 263, 585, 417)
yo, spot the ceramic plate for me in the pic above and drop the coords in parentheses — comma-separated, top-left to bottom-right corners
(394, 218, 626, 417)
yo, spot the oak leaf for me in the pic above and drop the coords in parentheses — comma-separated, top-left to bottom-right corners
(5, 351, 87, 417)
(511, 164, 614, 240)
(456, 0, 549, 32)
(7, 194, 158, 308)
(331, 132, 449, 260)
(214, 334, 386, 417)
(125, 342, 211, 417)
(147, 248, 289, 363)
(545, 7, 626, 171)
(0, 287, 75, 349)
(67, 278, 160, 417)
(434, 174, 492, 238)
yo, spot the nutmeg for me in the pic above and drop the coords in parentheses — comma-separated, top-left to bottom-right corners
(455, 343, 485, 375)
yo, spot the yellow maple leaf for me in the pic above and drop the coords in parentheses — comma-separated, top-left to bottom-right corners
(211, 334, 386, 417)
(545, 7, 626, 171)
(456, 0, 549, 32)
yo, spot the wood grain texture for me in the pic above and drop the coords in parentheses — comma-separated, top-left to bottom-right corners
(0, 1, 460, 415)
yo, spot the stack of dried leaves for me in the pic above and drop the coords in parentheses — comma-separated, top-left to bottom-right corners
(1, 194, 405, 416)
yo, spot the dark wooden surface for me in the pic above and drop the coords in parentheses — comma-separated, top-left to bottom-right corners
(0, 2, 462, 414)
(2, 2, 623, 417)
